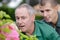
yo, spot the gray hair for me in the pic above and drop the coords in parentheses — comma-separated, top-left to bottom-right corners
(15, 3, 36, 15)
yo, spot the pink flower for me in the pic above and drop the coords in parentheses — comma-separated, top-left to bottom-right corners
(0, 23, 19, 40)
(6, 28, 19, 40)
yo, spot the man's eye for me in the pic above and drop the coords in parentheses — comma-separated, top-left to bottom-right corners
(40, 10, 44, 13)
(46, 9, 50, 12)
(16, 17, 19, 20)
(21, 17, 26, 19)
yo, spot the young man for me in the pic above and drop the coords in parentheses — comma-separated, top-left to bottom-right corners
(15, 3, 60, 40)
(40, 0, 60, 34)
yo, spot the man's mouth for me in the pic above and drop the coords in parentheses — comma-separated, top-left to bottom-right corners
(18, 25, 26, 31)
(44, 17, 49, 20)
(19, 25, 25, 29)
(20, 26, 24, 27)
(44, 18, 47, 20)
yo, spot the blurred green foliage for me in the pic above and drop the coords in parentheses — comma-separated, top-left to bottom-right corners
(19, 30, 38, 40)
(0, 0, 2, 2)
(35, 15, 43, 20)
(0, 5, 15, 21)
(57, 0, 60, 4)
(0, 11, 13, 26)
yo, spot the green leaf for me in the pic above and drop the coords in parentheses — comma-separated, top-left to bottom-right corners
(4, 14, 11, 19)
(5, 19, 13, 23)
(2, 27, 11, 33)
(19, 30, 38, 40)
(0, 21, 3, 26)
(0, 34, 5, 40)
(0, 11, 4, 19)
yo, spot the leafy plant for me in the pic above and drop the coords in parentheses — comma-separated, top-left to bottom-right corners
(0, 11, 14, 40)
(19, 30, 38, 40)
(0, 11, 13, 26)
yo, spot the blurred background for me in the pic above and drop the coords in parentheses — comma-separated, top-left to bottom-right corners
(0, 0, 60, 21)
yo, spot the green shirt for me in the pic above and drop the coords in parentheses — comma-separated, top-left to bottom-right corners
(33, 20, 60, 40)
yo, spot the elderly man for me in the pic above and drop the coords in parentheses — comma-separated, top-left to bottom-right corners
(15, 4, 60, 40)
(40, 0, 60, 35)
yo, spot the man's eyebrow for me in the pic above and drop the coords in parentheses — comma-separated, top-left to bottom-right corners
(45, 9, 51, 11)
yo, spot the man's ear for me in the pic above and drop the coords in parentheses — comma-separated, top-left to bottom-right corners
(54, 5, 58, 10)
(31, 14, 35, 22)
(57, 5, 60, 11)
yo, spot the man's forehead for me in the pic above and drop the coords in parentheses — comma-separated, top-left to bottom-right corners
(16, 7, 29, 13)
(40, 5, 52, 10)
(41, 3, 51, 7)
(15, 8, 30, 16)
(16, 7, 28, 11)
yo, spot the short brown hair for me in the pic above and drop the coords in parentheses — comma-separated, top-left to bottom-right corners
(40, 0, 57, 7)
(29, 0, 41, 7)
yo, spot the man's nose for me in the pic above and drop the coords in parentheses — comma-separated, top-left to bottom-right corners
(43, 12, 47, 17)
(18, 19, 23, 24)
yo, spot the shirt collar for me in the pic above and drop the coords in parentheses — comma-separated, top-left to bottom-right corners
(56, 12, 60, 27)
(33, 21, 42, 37)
